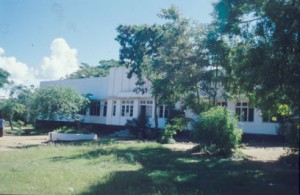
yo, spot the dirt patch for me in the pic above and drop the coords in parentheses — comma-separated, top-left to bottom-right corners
(163, 142, 197, 151)
(0, 135, 49, 151)
(0, 135, 289, 163)
(164, 142, 289, 162)
(240, 146, 288, 162)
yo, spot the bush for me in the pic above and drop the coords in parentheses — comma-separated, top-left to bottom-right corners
(193, 106, 242, 155)
(277, 117, 299, 153)
(54, 126, 85, 134)
(159, 124, 177, 144)
(159, 117, 191, 144)
(125, 115, 149, 139)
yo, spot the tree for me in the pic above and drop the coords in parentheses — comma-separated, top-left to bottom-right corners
(0, 68, 9, 88)
(67, 60, 121, 79)
(0, 99, 25, 130)
(32, 86, 89, 121)
(211, 0, 300, 153)
(116, 6, 209, 127)
(212, 0, 300, 115)
(9, 85, 36, 124)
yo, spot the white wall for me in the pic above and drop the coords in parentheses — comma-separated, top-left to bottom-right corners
(39, 68, 279, 135)
(41, 77, 109, 99)
(238, 109, 278, 135)
(108, 68, 152, 98)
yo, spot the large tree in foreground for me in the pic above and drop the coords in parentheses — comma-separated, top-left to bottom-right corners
(213, 0, 300, 115)
(212, 0, 300, 152)
(116, 6, 210, 128)
(32, 86, 89, 121)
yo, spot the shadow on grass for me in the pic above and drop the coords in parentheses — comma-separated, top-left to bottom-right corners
(49, 142, 299, 195)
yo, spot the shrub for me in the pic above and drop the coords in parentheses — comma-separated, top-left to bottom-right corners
(193, 106, 242, 155)
(159, 124, 177, 144)
(159, 117, 191, 144)
(125, 115, 149, 139)
(54, 126, 85, 134)
(277, 117, 299, 153)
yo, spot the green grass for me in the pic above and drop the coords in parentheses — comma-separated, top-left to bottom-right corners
(0, 139, 298, 195)
(4, 125, 49, 135)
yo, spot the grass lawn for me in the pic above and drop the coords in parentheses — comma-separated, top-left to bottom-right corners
(0, 139, 298, 195)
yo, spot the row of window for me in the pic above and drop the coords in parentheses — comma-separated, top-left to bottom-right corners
(81, 100, 168, 119)
(217, 101, 280, 123)
(87, 101, 107, 116)
(217, 101, 254, 121)
(83, 100, 277, 123)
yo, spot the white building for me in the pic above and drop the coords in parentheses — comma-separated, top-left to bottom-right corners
(40, 67, 279, 135)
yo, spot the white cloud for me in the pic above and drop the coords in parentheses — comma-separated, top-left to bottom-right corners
(0, 48, 37, 86)
(0, 38, 79, 89)
(38, 38, 79, 80)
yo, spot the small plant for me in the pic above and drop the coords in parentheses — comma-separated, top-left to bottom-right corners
(159, 124, 177, 144)
(193, 106, 242, 155)
(126, 115, 149, 139)
(15, 120, 25, 130)
(54, 126, 85, 134)
(159, 117, 191, 144)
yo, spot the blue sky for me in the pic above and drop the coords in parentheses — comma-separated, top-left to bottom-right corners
(0, 0, 215, 86)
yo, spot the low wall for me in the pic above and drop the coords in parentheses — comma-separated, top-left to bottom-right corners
(49, 132, 97, 141)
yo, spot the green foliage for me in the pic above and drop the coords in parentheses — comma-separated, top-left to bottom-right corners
(14, 120, 24, 130)
(0, 99, 26, 130)
(54, 126, 85, 134)
(278, 118, 300, 153)
(9, 85, 36, 124)
(125, 115, 149, 138)
(160, 117, 191, 144)
(67, 60, 121, 79)
(116, 6, 210, 127)
(193, 106, 242, 155)
(213, 0, 300, 115)
(183, 94, 210, 114)
(0, 68, 9, 88)
(32, 86, 89, 121)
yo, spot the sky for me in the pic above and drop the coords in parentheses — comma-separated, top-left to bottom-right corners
(0, 0, 215, 88)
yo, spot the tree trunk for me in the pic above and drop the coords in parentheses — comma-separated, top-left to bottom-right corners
(212, 91, 217, 107)
(196, 84, 201, 112)
(212, 64, 219, 106)
(9, 119, 13, 130)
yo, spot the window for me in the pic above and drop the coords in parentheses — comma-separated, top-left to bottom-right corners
(102, 101, 107, 117)
(112, 101, 117, 116)
(164, 106, 169, 118)
(140, 100, 153, 118)
(159, 106, 164, 118)
(159, 105, 169, 118)
(217, 101, 227, 107)
(145, 106, 152, 118)
(89, 101, 100, 116)
(262, 112, 280, 123)
(121, 101, 134, 117)
(235, 102, 254, 122)
(78, 107, 87, 115)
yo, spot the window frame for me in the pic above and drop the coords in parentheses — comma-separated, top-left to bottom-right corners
(112, 101, 117, 116)
(235, 102, 254, 122)
(121, 101, 134, 117)
(89, 101, 100, 116)
(102, 101, 107, 117)
(159, 105, 169, 118)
